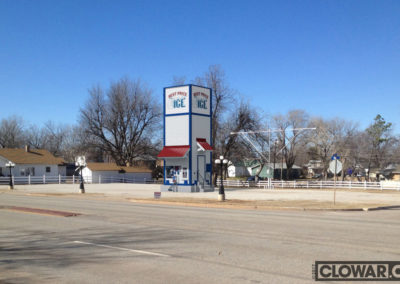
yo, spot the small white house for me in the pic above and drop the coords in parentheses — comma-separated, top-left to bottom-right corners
(0, 146, 66, 177)
(82, 163, 152, 183)
(227, 160, 258, 178)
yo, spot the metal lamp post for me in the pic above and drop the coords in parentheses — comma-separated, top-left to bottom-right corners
(215, 155, 228, 201)
(5, 161, 15, 190)
(79, 166, 85, 193)
(75, 156, 86, 194)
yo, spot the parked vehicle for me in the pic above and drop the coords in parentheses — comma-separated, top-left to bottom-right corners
(312, 173, 322, 179)
(246, 176, 264, 182)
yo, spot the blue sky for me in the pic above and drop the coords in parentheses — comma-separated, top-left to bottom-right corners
(0, 0, 399, 132)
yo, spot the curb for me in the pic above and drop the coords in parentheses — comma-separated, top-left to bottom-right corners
(364, 205, 400, 211)
(128, 199, 400, 212)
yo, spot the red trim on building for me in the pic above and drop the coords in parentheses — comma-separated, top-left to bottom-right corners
(157, 145, 190, 158)
(196, 138, 213, 151)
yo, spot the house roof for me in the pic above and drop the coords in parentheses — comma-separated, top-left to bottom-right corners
(86, 163, 152, 173)
(0, 148, 65, 165)
(383, 164, 400, 174)
(251, 163, 301, 170)
(228, 159, 260, 167)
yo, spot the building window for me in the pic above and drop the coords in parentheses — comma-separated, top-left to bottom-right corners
(46, 167, 51, 173)
(25, 167, 35, 176)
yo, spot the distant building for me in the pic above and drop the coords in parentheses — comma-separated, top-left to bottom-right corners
(82, 163, 152, 183)
(382, 164, 400, 181)
(227, 160, 256, 177)
(251, 162, 302, 180)
(304, 160, 324, 178)
(0, 146, 66, 177)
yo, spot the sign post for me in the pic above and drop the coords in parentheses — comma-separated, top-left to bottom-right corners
(330, 154, 341, 205)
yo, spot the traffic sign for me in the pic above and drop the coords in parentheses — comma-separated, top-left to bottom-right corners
(331, 153, 340, 160)
(329, 160, 342, 174)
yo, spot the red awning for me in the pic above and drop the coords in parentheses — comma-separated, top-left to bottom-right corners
(196, 138, 213, 151)
(157, 145, 190, 158)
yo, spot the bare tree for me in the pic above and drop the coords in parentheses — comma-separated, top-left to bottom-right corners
(25, 122, 72, 157)
(307, 117, 357, 180)
(42, 122, 70, 156)
(194, 65, 234, 152)
(0, 116, 26, 148)
(80, 78, 161, 166)
(273, 110, 309, 179)
(25, 125, 47, 149)
(215, 101, 262, 182)
(219, 101, 262, 158)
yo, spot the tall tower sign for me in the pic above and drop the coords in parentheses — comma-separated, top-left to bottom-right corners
(158, 85, 213, 192)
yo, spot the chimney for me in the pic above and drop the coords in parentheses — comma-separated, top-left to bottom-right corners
(25, 145, 30, 152)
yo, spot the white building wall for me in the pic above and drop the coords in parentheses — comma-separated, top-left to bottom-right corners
(165, 115, 189, 146)
(0, 163, 61, 177)
(191, 115, 211, 185)
(82, 168, 152, 183)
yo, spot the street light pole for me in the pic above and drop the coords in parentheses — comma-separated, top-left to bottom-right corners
(5, 161, 15, 190)
(80, 166, 85, 193)
(215, 155, 228, 201)
(75, 156, 86, 194)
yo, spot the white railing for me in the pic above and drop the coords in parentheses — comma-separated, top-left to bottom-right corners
(216, 179, 400, 191)
(0, 175, 162, 185)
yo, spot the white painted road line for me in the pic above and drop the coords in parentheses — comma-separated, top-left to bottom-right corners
(72, 241, 170, 257)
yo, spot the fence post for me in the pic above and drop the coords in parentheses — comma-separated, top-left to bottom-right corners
(28, 175, 31, 185)
(380, 182, 383, 190)
(349, 180, 351, 189)
(364, 181, 367, 190)
(43, 175, 45, 184)
(12, 176, 15, 185)
(320, 180, 322, 189)
(99, 175, 101, 184)
(294, 180, 296, 189)
(59, 174, 61, 184)
(73, 175, 75, 184)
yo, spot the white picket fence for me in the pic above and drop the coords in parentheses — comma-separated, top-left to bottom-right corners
(0, 175, 162, 185)
(216, 179, 400, 191)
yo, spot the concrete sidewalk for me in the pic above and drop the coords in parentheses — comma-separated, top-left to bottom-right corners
(1, 183, 400, 205)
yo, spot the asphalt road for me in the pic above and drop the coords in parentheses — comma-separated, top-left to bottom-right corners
(1, 193, 400, 284)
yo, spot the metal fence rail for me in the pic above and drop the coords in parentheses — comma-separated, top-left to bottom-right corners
(216, 179, 400, 191)
(1, 176, 399, 190)
(0, 175, 162, 185)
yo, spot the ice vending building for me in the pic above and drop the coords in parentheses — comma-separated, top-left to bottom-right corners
(157, 85, 214, 192)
